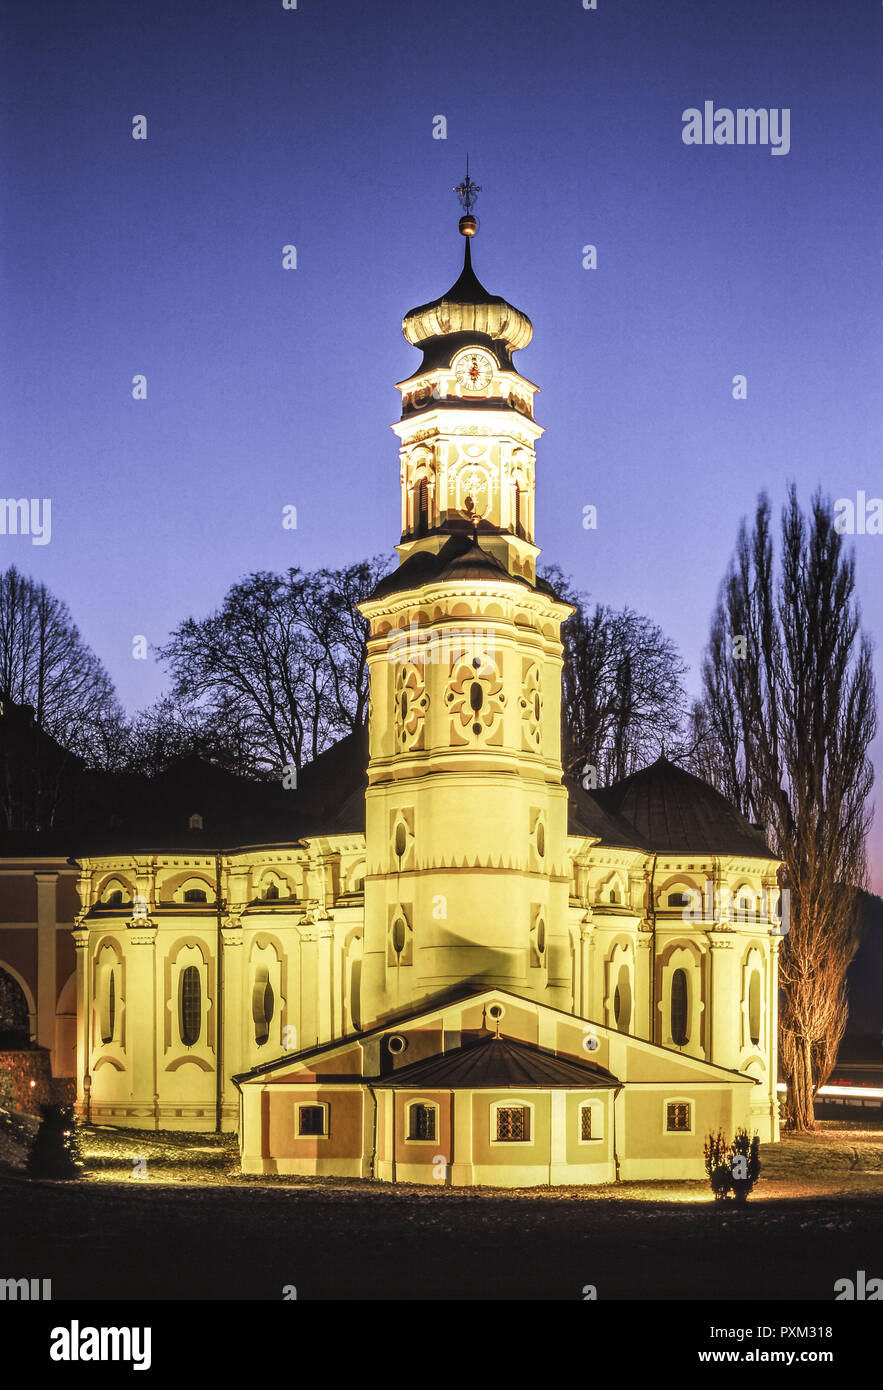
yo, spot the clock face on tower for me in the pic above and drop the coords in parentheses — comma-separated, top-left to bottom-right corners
(452, 349, 495, 394)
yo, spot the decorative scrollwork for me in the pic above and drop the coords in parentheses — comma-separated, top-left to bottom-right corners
(519, 663, 543, 750)
(444, 654, 506, 745)
(394, 663, 428, 750)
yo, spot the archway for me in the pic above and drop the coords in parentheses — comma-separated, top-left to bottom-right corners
(0, 965, 31, 1047)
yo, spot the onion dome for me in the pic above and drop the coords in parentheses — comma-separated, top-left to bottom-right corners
(402, 234, 533, 354)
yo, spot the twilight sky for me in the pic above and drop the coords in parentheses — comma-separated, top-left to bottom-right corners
(2, 0, 882, 883)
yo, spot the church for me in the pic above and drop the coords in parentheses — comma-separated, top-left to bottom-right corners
(70, 185, 782, 1185)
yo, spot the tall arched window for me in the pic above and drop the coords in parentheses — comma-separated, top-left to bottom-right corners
(415, 479, 429, 536)
(748, 970, 761, 1046)
(100, 969, 116, 1044)
(613, 965, 632, 1032)
(180, 966, 201, 1047)
(513, 482, 523, 536)
(670, 969, 688, 1046)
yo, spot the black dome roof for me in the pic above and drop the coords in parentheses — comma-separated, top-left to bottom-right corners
(593, 756, 772, 858)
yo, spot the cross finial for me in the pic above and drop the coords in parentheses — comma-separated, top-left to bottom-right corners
(453, 154, 481, 215)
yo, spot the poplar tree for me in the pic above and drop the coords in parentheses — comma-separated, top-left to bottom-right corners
(693, 487, 876, 1129)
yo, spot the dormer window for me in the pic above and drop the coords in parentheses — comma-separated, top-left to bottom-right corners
(188, 813, 203, 831)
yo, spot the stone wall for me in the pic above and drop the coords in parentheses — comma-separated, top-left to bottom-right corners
(0, 1047, 53, 1114)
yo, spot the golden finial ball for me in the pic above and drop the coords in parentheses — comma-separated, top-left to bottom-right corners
(459, 214, 477, 236)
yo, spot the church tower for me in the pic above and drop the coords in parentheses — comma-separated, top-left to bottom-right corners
(358, 173, 575, 1027)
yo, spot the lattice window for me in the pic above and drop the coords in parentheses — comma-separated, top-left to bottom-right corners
(408, 1103, 436, 1142)
(298, 1105, 326, 1136)
(666, 1102, 691, 1132)
(496, 1106, 530, 1142)
(580, 1106, 593, 1141)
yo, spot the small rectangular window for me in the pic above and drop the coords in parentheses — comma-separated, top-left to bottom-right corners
(408, 1103, 436, 1142)
(580, 1106, 593, 1141)
(666, 1102, 691, 1132)
(496, 1106, 530, 1142)
(298, 1105, 326, 1136)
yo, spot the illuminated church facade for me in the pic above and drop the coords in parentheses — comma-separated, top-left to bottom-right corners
(72, 196, 782, 1185)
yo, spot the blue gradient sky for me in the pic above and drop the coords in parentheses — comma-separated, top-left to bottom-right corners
(2, 0, 882, 882)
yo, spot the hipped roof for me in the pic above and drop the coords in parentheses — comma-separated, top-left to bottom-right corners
(377, 1031, 620, 1090)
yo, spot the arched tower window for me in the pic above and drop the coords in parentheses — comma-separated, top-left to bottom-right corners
(513, 481, 523, 537)
(670, 969, 689, 1047)
(415, 479, 429, 537)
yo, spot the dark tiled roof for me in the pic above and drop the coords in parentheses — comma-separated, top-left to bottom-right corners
(378, 1032, 620, 1090)
(565, 775, 647, 849)
(593, 756, 772, 858)
(65, 727, 369, 856)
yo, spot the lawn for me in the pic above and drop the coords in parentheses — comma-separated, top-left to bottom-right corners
(0, 1110, 881, 1299)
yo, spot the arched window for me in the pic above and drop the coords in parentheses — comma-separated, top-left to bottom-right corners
(106, 890, 123, 906)
(670, 969, 689, 1047)
(100, 969, 116, 1045)
(736, 890, 755, 922)
(179, 966, 201, 1046)
(391, 917, 407, 955)
(667, 891, 690, 909)
(264, 882, 279, 901)
(0, 967, 30, 1045)
(252, 966, 275, 1046)
(748, 969, 761, 1046)
(415, 479, 429, 536)
(613, 965, 632, 1032)
(184, 888, 207, 903)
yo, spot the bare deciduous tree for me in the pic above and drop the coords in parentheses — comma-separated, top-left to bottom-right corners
(0, 566, 123, 829)
(543, 565, 688, 786)
(156, 557, 389, 777)
(689, 487, 876, 1129)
